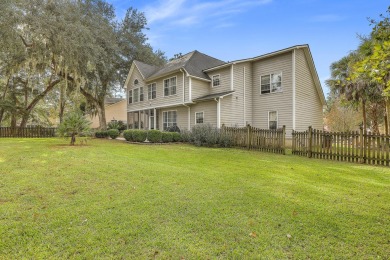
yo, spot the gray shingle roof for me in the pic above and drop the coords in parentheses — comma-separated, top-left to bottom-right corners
(133, 51, 226, 81)
(192, 91, 235, 102)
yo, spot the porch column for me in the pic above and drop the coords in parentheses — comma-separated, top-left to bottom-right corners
(154, 108, 157, 130)
(217, 98, 221, 128)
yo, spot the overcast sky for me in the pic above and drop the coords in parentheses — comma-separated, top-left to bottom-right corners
(107, 0, 389, 96)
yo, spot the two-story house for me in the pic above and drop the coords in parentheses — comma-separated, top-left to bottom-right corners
(124, 44, 325, 137)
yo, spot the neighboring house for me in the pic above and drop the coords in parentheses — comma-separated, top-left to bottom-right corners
(89, 98, 127, 128)
(124, 45, 326, 137)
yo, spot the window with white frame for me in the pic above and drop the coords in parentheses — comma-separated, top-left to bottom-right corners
(261, 73, 282, 94)
(133, 88, 139, 102)
(139, 87, 144, 101)
(163, 111, 177, 130)
(148, 83, 156, 100)
(212, 75, 220, 87)
(164, 77, 176, 96)
(268, 111, 278, 130)
(128, 90, 133, 104)
(134, 79, 139, 85)
(195, 112, 204, 124)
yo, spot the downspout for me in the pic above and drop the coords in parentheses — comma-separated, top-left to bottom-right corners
(181, 68, 191, 130)
(243, 66, 246, 126)
(292, 49, 296, 130)
(230, 64, 234, 91)
(214, 98, 221, 128)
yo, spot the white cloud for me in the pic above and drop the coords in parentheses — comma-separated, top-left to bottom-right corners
(143, 0, 273, 27)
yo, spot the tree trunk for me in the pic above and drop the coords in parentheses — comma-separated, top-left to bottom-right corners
(70, 134, 76, 145)
(386, 98, 390, 135)
(0, 76, 11, 126)
(19, 78, 61, 127)
(362, 99, 367, 133)
(97, 101, 107, 130)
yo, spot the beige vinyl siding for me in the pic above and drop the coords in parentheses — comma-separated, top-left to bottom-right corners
(127, 67, 186, 112)
(251, 51, 293, 137)
(219, 62, 252, 127)
(190, 101, 217, 128)
(210, 67, 231, 94)
(191, 78, 210, 100)
(295, 49, 324, 131)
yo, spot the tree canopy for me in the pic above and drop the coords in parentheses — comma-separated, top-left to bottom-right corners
(0, 0, 165, 128)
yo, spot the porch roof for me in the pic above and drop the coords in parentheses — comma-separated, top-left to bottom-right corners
(192, 90, 235, 102)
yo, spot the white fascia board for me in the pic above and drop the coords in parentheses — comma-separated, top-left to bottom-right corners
(302, 48, 326, 106)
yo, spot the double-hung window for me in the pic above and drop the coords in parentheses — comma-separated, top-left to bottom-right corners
(212, 75, 220, 87)
(139, 87, 144, 102)
(148, 83, 156, 100)
(163, 111, 177, 130)
(195, 112, 204, 124)
(133, 88, 139, 103)
(128, 90, 133, 104)
(261, 73, 282, 94)
(268, 111, 278, 130)
(164, 77, 176, 96)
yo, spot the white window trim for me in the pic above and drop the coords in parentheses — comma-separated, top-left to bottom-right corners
(162, 110, 178, 130)
(133, 88, 139, 103)
(268, 111, 278, 129)
(148, 82, 157, 100)
(260, 72, 283, 95)
(128, 90, 133, 104)
(139, 86, 144, 102)
(211, 74, 220, 88)
(195, 111, 204, 124)
(134, 79, 139, 86)
(163, 76, 177, 97)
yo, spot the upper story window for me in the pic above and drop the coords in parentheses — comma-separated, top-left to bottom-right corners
(212, 75, 220, 87)
(133, 88, 139, 103)
(134, 79, 139, 85)
(164, 77, 176, 96)
(148, 83, 156, 100)
(195, 112, 204, 124)
(261, 73, 282, 94)
(128, 90, 133, 104)
(139, 87, 144, 102)
(268, 111, 278, 130)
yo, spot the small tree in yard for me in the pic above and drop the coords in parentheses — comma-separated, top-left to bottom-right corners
(57, 110, 91, 145)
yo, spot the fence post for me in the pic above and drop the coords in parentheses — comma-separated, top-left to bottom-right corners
(247, 124, 252, 150)
(308, 126, 312, 158)
(359, 127, 365, 164)
(282, 125, 286, 155)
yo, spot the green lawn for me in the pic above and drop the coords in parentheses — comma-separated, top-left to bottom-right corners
(0, 138, 389, 259)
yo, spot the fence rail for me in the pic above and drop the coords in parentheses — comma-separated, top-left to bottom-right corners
(222, 124, 286, 154)
(292, 127, 390, 166)
(0, 126, 56, 138)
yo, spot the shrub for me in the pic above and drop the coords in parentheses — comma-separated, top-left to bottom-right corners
(123, 130, 133, 141)
(180, 130, 193, 143)
(191, 124, 219, 147)
(167, 125, 180, 133)
(161, 132, 173, 143)
(171, 132, 182, 142)
(95, 130, 109, 138)
(132, 130, 147, 142)
(107, 129, 120, 139)
(218, 133, 233, 148)
(147, 130, 162, 143)
(107, 120, 126, 132)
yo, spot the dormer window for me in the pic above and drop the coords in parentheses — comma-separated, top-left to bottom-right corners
(212, 75, 220, 87)
(134, 79, 139, 85)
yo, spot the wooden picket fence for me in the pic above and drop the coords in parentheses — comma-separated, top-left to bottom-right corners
(0, 126, 56, 138)
(221, 124, 286, 154)
(292, 126, 390, 166)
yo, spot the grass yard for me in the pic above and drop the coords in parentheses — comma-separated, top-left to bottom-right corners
(0, 138, 389, 259)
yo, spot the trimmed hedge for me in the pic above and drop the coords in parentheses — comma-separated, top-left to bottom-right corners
(147, 130, 162, 143)
(161, 132, 173, 143)
(95, 130, 108, 138)
(132, 130, 147, 142)
(171, 132, 182, 142)
(123, 130, 134, 141)
(107, 129, 119, 139)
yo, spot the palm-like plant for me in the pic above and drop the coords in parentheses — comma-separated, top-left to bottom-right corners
(57, 110, 91, 145)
